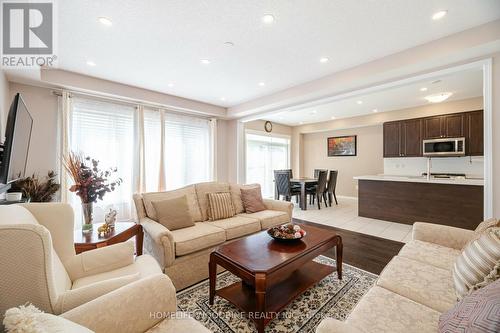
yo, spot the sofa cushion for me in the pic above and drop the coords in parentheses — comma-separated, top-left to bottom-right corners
(229, 183, 260, 214)
(171, 222, 226, 256)
(209, 216, 261, 240)
(240, 185, 267, 213)
(238, 210, 289, 229)
(439, 279, 500, 333)
(453, 227, 500, 299)
(142, 185, 203, 222)
(207, 192, 235, 221)
(151, 196, 194, 231)
(377, 256, 456, 312)
(398, 240, 461, 270)
(195, 182, 230, 221)
(345, 286, 441, 333)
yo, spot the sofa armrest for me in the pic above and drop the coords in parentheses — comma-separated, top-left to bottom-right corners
(263, 199, 293, 220)
(61, 274, 177, 333)
(412, 222, 475, 250)
(64, 242, 135, 281)
(316, 318, 363, 333)
(140, 217, 175, 268)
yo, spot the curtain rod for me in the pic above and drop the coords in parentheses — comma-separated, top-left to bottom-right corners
(50, 89, 217, 120)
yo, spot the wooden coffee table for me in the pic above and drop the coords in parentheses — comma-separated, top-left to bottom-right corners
(74, 222, 143, 255)
(209, 224, 342, 333)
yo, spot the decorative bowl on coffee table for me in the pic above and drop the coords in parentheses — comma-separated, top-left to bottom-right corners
(267, 223, 306, 242)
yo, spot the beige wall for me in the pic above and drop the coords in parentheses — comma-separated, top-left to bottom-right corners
(8, 83, 59, 175)
(303, 125, 383, 197)
(0, 69, 9, 139)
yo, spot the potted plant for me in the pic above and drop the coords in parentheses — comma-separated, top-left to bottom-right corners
(9, 171, 60, 202)
(63, 152, 122, 233)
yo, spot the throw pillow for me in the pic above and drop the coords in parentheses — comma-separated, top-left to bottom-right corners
(207, 192, 235, 221)
(474, 218, 499, 233)
(3, 304, 93, 333)
(439, 279, 500, 333)
(453, 227, 500, 299)
(240, 185, 267, 213)
(151, 195, 194, 231)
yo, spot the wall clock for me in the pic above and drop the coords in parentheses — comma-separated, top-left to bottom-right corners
(264, 121, 273, 133)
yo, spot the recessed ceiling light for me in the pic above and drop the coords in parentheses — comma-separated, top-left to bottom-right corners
(432, 10, 448, 20)
(299, 122, 304, 125)
(167, 82, 174, 87)
(262, 14, 275, 24)
(258, 82, 266, 86)
(200, 59, 211, 64)
(220, 97, 226, 101)
(420, 87, 428, 92)
(372, 109, 378, 113)
(331, 116, 336, 120)
(98, 17, 112, 26)
(224, 41, 234, 47)
(425, 92, 453, 103)
(357, 100, 363, 105)
(319, 57, 329, 63)
(86, 60, 96, 67)
(309, 110, 317, 115)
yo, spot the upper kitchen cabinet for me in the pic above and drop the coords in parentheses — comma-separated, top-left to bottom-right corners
(466, 110, 484, 156)
(423, 113, 465, 139)
(383, 119, 422, 157)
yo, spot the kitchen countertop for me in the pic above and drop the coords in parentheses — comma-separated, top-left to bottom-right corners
(353, 174, 484, 186)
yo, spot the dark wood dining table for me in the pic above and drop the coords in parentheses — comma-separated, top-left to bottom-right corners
(291, 177, 318, 210)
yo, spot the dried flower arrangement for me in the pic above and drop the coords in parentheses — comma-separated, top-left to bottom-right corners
(63, 152, 122, 204)
(10, 171, 60, 202)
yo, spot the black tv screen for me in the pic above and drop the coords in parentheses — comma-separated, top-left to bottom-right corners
(0, 93, 33, 184)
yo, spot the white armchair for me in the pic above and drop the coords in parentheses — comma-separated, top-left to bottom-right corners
(0, 203, 210, 333)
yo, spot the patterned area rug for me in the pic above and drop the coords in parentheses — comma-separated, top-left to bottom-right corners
(176, 255, 377, 332)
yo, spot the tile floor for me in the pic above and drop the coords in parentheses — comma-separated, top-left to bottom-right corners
(292, 197, 413, 243)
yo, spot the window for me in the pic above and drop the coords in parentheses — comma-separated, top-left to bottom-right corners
(163, 112, 212, 190)
(245, 132, 290, 198)
(70, 98, 136, 221)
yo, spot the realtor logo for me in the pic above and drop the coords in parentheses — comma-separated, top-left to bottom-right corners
(1, 0, 57, 67)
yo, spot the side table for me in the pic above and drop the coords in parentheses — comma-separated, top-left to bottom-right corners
(74, 222, 143, 255)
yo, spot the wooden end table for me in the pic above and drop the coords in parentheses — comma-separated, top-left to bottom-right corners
(209, 224, 342, 333)
(74, 222, 144, 255)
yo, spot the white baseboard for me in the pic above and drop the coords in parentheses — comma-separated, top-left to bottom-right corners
(336, 195, 358, 200)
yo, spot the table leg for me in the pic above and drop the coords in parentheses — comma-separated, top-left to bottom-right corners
(300, 182, 307, 210)
(209, 254, 217, 305)
(254, 273, 267, 333)
(136, 225, 144, 256)
(336, 240, 343, 280)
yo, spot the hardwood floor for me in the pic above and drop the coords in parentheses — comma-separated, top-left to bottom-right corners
(295, 218, 404, 275)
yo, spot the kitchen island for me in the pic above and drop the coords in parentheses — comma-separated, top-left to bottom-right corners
(354, 175, 484, 230)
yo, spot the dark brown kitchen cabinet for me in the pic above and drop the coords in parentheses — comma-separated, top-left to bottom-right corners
(423, 114, 465, 139)
(383, 119, 422, 157)
(383, 121, 401, 157)
(466, 110, 483, 156)
(383, 110, 483, 158)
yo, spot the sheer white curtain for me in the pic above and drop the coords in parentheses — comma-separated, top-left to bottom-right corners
(69, 98, 137, 222)
(246, 132, 290, 198)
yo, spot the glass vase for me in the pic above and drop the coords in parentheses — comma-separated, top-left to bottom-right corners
(81, 202, 94, 233)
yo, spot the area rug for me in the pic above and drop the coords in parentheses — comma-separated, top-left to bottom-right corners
(176, 255, 377, 332)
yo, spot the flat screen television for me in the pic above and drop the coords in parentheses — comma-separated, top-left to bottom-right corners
(0, 93, 33, 185)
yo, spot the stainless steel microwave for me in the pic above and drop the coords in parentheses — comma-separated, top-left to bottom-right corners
(423, 137, 465, 156)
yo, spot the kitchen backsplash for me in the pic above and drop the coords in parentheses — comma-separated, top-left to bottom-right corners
(384, 156, 484, 178)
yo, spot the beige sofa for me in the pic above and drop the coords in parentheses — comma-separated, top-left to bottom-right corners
(0, 203, 210, 333)
(316, 222, 477, 333)
(133, 182, 293, 290)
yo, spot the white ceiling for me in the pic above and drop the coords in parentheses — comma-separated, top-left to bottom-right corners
(263, 68, 483, 126)
(6, 1, 500, 108)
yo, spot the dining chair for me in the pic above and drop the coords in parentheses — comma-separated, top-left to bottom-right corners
(313, 169, 327, 178)
(327, 170, 339, 206)
(307, 170, 328, 209)
(309, 169, 327, 204)
(275, 171, 301, 203)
